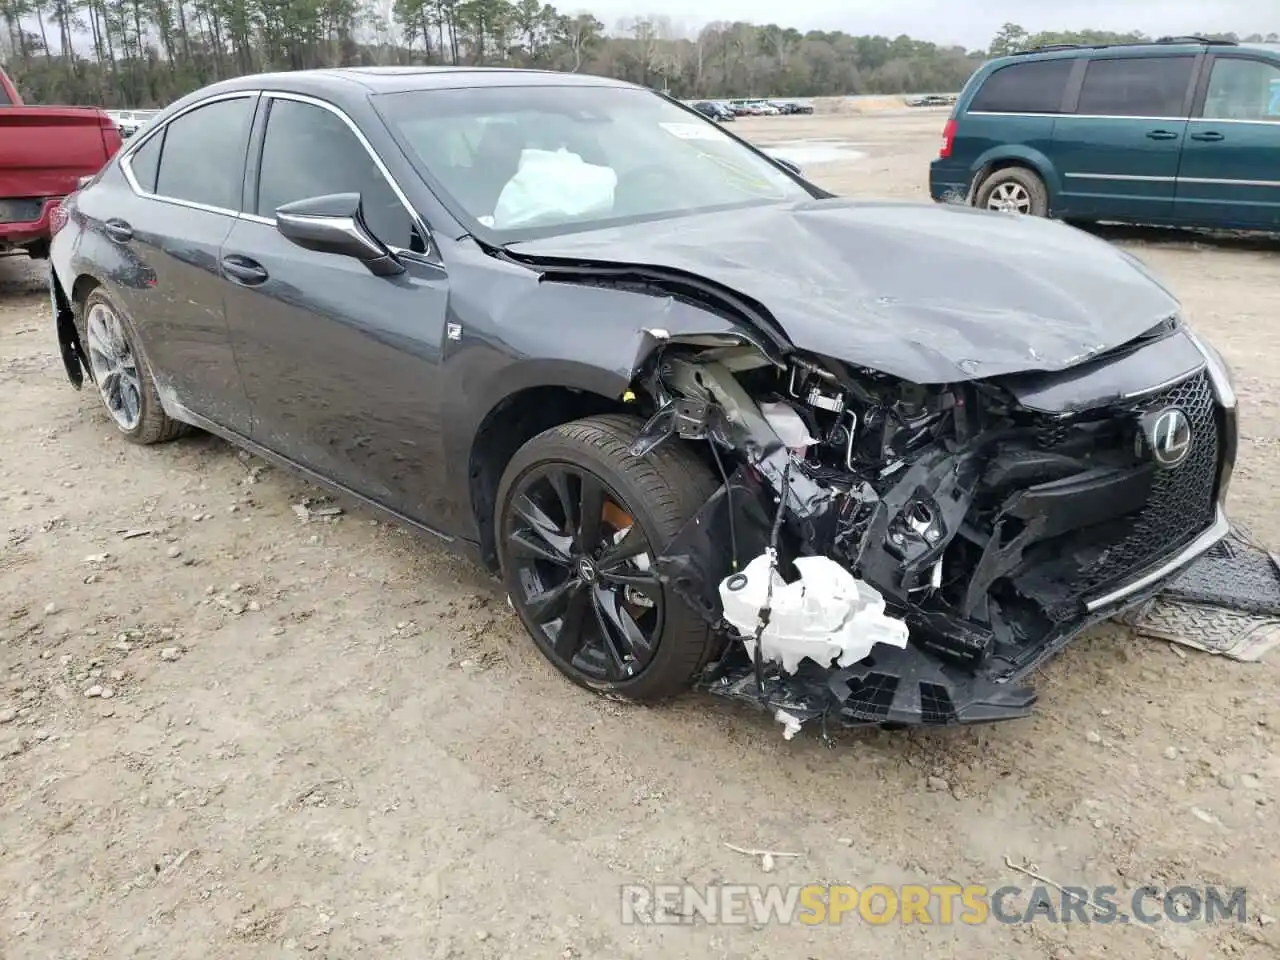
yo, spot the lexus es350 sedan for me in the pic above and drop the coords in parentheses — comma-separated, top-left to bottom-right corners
(49, 67, 1238, 730)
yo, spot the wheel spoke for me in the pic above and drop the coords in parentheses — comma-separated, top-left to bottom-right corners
(593, 587, 653, 674)
(511, 493, 573, 561)
(120, 378, 141, 425)
(591, 594, 630, 679)
(598, 524, 650, 571)
(86, 315, 110, 356)
(525, 576, 582, 626)
(508, 529, 572, 566)
(551, 587, 592, 661)
(599, 569, 661, 606)
(575, 473, 605, 555)
(545, 467, 577, 532)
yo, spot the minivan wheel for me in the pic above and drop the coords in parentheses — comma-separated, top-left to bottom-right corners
(82, 290, 189, 445)
(975, 167, 1049, 217)
(495, 414, 719, 702)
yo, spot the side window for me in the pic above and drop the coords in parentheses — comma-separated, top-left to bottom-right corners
(154, 97, 254, 210)
(127, 132, 163, 193)
(1202, 58, 1280, 121)
(1076, 56, 1195, 117)
(256, 98, 419, 251)
(969, 59, 1073, 114)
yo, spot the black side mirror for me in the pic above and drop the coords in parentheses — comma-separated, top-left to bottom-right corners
(775, 157, 803, 177)
(275, 192, 404, 277)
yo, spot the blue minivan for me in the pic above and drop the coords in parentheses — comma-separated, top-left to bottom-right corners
(929, 38, 1280, 230)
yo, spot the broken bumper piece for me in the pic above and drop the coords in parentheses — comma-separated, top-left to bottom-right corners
(704, 645, 1037, 728)
(656, 464, 1225, 731)
(699, 566, 1180, 729)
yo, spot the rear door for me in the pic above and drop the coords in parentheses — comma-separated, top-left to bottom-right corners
(950, 56, 1076, 196)
(1174, 53, 1280, 229)
(1052, 53, 1199, 221)
(81, 93, 257, 435)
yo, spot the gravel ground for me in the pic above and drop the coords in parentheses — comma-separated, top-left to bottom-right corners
(1, 109, 1277, 960)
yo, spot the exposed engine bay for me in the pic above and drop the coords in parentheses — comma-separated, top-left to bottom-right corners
(627, 331, 1232, 730)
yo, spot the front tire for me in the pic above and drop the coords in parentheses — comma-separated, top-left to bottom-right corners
(975, 166, 1049, 217)
(82, 289, 189, 445)
(496, 414, 719, 702)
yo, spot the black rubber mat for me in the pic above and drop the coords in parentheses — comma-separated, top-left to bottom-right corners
(1160, 526, 1280, 617)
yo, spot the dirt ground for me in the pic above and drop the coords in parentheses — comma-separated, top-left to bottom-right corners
(2, 109, 1278, 960)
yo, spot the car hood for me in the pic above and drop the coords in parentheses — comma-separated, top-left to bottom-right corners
(506, 198, 1181, 384)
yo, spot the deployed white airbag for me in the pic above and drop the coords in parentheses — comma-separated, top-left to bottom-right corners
(491, 148, 618, 229)
(719, 552, 909, 673)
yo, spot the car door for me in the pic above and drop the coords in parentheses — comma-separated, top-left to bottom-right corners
(219, 92, 452, 529)
(1174, 53, 1280, 229)
(1052, 53, 1198, 222)
(84, 93, 257, 435)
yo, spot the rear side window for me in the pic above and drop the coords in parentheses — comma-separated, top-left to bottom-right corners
(127, 133, 163, 193)
(1076, 56, 1195, 117)
(970, 59, 1073, 113)
(1202, 57, 1280, 121)
(154, 96, 255, 211)
(0, 84, 10, 106)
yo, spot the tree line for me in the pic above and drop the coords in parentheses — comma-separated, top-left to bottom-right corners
(0, 3, 1274, 109)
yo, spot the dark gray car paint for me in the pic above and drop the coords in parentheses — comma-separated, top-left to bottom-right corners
(51, 65, 1207, 556)
(508, 197, 1184, 385)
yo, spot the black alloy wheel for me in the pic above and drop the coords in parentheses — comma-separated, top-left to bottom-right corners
(505, 461, 662, 682)
(496, 415, 719, 701)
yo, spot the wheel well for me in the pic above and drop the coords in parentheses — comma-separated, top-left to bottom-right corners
(71, 274, 100, 309)
(974, 160, 1048, 200)
(469, 386, 629, 570)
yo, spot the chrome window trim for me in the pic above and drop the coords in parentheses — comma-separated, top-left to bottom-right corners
(118, 90, 258, 218)
(253, 90, 432, 256)
(118, 88, 433, 257)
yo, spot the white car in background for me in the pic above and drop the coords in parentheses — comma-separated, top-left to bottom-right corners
(105, 109, 160, 138)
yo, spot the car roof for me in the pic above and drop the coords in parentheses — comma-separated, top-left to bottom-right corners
(992, 38, 1280, 66)
(191, 65, 639, 99)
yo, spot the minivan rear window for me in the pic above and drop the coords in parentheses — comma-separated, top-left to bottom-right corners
(1076, 56, 1195, 117)
(970, 59, 1073, 114)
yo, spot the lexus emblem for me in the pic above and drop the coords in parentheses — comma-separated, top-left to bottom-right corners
(1141, 407, 1193, 468)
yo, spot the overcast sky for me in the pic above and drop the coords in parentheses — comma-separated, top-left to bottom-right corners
(581, 0, 1275, 50)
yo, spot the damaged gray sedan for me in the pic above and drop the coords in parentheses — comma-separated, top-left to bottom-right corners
(50, 68, 1237, 729)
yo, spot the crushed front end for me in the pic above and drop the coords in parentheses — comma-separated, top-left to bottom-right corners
(633, 323, 1237, 729)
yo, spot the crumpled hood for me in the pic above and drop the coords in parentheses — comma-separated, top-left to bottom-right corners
(508, 198, 1182, 383)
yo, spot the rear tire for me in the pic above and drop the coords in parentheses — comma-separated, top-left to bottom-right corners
(975, 166, 1049, 217)
(81, 289, 189, 445)
(496, 414, 719, 702)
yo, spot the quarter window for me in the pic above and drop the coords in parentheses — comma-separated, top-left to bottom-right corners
(969, 59, 1073, 114)
(256, 98, 420, 251)
(153, 97, 255, 210)
(128, 132, 163, 193)
(1202, 58, 1280, 121)
(1075, 56, 1194, 117)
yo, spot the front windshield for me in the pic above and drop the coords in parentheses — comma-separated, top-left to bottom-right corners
(374, 84, 815, 240)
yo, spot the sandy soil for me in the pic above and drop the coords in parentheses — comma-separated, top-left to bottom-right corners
(1, 111, 1277, 960)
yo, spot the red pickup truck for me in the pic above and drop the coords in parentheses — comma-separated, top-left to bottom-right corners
(1, 65, 122, 258)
